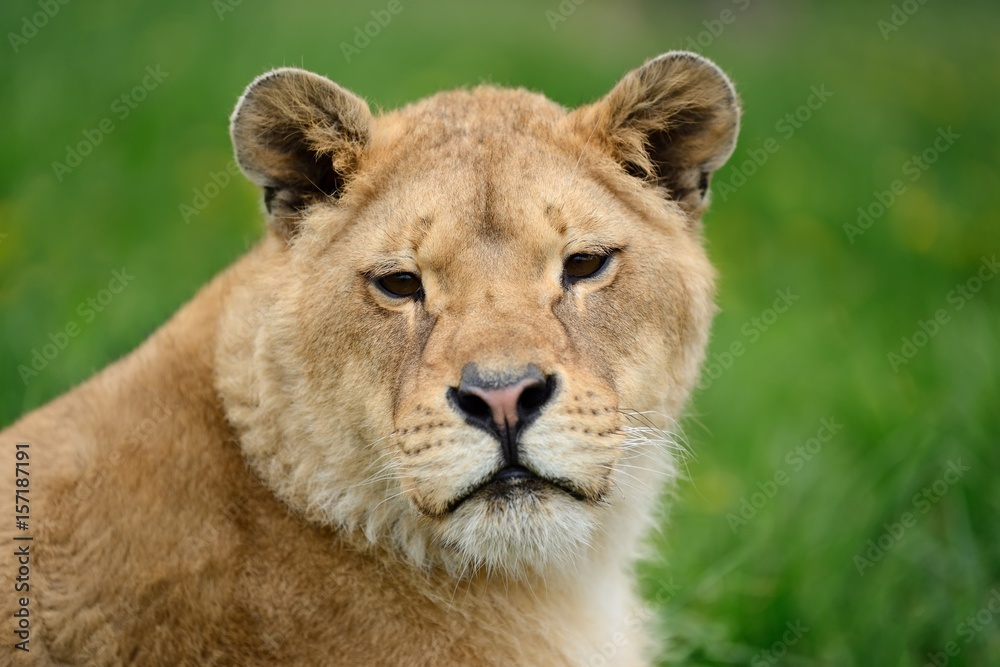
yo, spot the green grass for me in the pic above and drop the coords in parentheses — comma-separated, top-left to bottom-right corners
(2, 1, 998, 664)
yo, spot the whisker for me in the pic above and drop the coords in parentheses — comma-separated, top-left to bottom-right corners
(613, 462, 677, 479)
(616, 408, 695, 461)
(598, 468, 649, 497)
(370, 487, 411, 514)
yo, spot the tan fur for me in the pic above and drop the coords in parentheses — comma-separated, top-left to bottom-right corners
(1, 52, 739, 665)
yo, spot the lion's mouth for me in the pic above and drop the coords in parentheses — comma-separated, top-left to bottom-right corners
(444, 464, 589, 513)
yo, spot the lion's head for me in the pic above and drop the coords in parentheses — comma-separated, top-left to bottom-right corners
(217, 52, 739, 578)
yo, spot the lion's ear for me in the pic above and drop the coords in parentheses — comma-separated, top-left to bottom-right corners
(580, 51, 741, 217)
(230, 68, 371, 240)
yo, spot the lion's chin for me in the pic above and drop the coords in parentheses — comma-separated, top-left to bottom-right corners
(433, 485, 599, 577)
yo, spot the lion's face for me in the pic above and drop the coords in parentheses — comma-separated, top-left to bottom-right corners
(218, 53, 739, 577)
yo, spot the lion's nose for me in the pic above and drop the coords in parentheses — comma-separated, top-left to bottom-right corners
(448, 364, 556, 445)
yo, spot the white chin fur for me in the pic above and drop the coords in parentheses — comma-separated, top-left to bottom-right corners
(432, 493, 600, 578)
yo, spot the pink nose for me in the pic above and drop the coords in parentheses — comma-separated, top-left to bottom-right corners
(450, 364, 555, 433)
(461, 377, 542, 429)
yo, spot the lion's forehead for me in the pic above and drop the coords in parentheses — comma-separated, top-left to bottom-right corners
(385, 86, 570, 141)
(351, 145, 640, 268)
(339, 88, 656, 273)
(362, 89, 582, 197)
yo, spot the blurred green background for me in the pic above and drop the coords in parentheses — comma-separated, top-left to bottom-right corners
(2, 1, 998, 664)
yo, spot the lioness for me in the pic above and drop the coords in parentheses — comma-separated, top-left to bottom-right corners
(1, 51, 739, 665)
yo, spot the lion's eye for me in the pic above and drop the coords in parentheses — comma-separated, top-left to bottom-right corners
(563, 253, 611, 284)
(376, 272, 423, 299)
